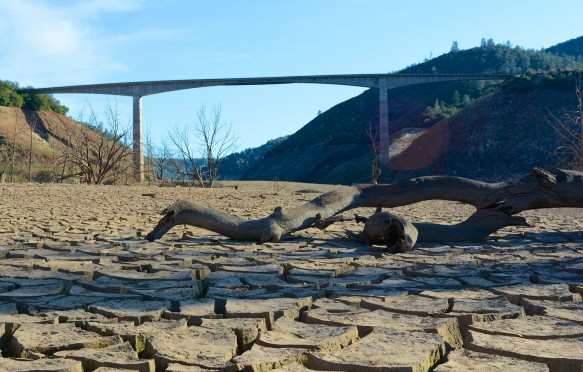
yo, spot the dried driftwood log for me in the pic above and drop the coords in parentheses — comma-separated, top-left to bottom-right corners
(146, 168, 583, 244)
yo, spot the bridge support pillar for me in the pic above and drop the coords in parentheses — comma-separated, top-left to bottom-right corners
(133, 95, 144, 182)
(379, 84, 389, 168)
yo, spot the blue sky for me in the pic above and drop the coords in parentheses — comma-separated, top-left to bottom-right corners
(1, 0, 582, 150)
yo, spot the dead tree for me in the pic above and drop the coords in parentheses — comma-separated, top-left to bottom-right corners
(168, 104, 237, 188)
(61, 102, 132, 184)
(27, 113, 38, 182)
(168, 123, 205, 187)
(366, 122, 382, 184)
(154, 140, 173, 181)
(547, 71, 583, 171)
(196, 104, 238, 188)
(147, 167, 583, 245)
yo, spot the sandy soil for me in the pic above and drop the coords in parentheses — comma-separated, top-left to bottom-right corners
(0, 182, 582, 371)
(1, 181, 581, 245)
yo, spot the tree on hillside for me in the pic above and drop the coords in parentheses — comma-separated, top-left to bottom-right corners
(60, 101, 133, 184)
(27, 113, 38, 182)
(168, 104, 238, 188)
(547, 72, 583, 171)
(366, 122, 381, 184)
(0, 81, 23, 107)
(451, 41, 460, 53)
(452, 90, 461, 106)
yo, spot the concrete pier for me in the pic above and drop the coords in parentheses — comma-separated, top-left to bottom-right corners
(133, 95, 144, 181)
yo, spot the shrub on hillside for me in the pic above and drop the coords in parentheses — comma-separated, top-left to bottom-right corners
(0, 80, 69, 115)
(32, 170, 55, 183)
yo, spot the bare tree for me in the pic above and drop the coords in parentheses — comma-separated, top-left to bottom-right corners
(144, 123, 155, 186)
(168, 104, 238, 188)
(547, 72, 583, 171)
(197, 105, 238, 187)
(366, 122, 382, 184)
(168, 123, 205, 187)
(60, 101, 133, 184)
(10, 109, 18, 182)
(27, 113, 38, 182)
(154, 140, 173, 181)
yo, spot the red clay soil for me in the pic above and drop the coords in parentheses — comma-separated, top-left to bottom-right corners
(388, 120, 451, 172)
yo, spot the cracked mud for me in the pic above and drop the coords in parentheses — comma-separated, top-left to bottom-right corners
(1, 183, 583, 371)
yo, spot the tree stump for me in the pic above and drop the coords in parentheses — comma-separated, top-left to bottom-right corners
(362, 212, 418, 252)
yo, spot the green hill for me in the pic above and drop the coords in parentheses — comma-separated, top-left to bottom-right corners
(546, 36, 583, 58)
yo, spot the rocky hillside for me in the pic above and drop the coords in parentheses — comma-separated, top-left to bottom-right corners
(387, 73, 579, 181)
(242, 39, 583, 184)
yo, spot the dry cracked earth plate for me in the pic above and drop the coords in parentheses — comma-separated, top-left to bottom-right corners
(1, 183, 583, 371)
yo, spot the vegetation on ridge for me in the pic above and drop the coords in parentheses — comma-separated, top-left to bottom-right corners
(0, 80, 69, 115)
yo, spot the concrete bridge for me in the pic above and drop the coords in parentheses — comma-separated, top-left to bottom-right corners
(19, 73, 513, 181)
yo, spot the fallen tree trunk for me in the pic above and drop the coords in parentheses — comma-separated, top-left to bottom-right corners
(146, 168, 583, 244)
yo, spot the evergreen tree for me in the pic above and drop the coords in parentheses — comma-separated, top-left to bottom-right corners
(452, 90, 461, 106)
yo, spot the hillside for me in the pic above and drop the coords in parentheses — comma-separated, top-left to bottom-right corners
(546, 35, 583, 57)
(0, 106, 106, 181)
(243, 40, 583, 184)
(217, 135, 289, 180)
(387, 73, 579, 180)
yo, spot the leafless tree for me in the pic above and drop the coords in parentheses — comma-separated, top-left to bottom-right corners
(168, 104, 238, 188)
(366, 122, 382, 184)
(60, 101, 133, 184)
(547, 72, 583, 171)
(168, 123, 205, 187)
(154, 140, 173, 181)
(144, 123, 155, 185)
(27, 113, 39, 182)
(10, 109, 18, 182)
(196, 104, 238, 187)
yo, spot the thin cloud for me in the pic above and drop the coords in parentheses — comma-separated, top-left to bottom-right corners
(0, 0, 175, 87)
(74, 0, 143, 15)
(102, 28, 192, 45)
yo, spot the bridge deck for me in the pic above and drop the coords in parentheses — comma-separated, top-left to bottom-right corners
(18, 73, 514, 97)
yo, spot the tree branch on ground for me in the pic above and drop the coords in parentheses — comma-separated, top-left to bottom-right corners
(146, 167, 583, 248)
